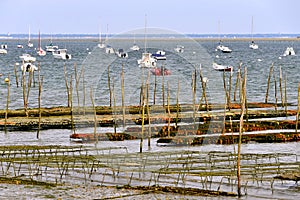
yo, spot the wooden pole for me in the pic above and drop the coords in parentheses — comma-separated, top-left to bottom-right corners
(14, 63, 19, 87)
(162, 65, 165, 107)
(167, 81, 171, 138)
(140, 82, 145, 153)
(296, 83, 300, 134)
(285, 74, 288, 117)
(108, 65, 112, 108)
(5, 74, 10, 132)
(153, 72, 157, 105)
(74, 63, 81, 113)
(22, 63, 28, 117)
(233, 63, 241, 102)
(176, 79, 180, 128)
(121, 65, 125, 128)
(146, 71, 151, 148)
(64, 65, 70, 107)
(82, 66, 86, 115)
(192, 70, 196, 124)
(237, 67, 247, 197)
(70, 74, 74, 132)
(273, 71, 278, 112)
(265, 63, 274, 103)
(37, 64, 43, 139)
(279, 66, 284, 107)
(90, 87, 98, 144)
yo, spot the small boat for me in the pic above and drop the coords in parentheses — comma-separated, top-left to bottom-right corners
(249, 16, 258, 49)
(216, 43, 232, 53)
(27, 26, 33, 48)
(137, 52, 157, 68)
(17, 44, 23, 48)
(45, 43, 58, 52)
(105, 45, 115, 54)
(19, 54, 36, 62)
(0, 48, 7, 54)
(212, 62, 233, 72)
(249, 41, 258, 50)
(150, 66, 171, 76)
(152, 50, 166, 60)
(37, 30, 46, 56)
(174, 45, 184, 53)
(130, 44, 140, 51)
(116, 49, 128, 58)
(21, 62, 38, 72)
(52, 49, 72, 60)
(283, 47, 296, 56)
(1, 44, 7, 49)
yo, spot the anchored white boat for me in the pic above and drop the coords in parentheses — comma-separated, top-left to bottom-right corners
(21, 62, 38, 73)
(216, 43, 232, 53)
(37, 30, 46, 56)
(27, 26, 33, 48)
(105, 45, 115, 54)
(152, 50, 166, 60)
(0, 49, 7, 54)
(212, 62, 233, 72)
(174, 45, 184, 53)
(45, 36, 58, 52)
(19, 54, 36, 62)
(116, 49, 128, 58)
(283, 47, 295, 56)
(130, 33, 140, 51)
(17, 44, 23, 48)
(137, 53, 157, 68)
(249, 16, 258, 49)
(52, 49, 72, 60)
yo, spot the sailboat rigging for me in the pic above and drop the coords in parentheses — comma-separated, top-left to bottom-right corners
(249, 16, 258, 49)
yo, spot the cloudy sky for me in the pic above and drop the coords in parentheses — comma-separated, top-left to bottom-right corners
(1, 0, 299, 35)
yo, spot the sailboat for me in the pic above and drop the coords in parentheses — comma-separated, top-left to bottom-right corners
(97, 24, 105, 48)
(105, 24, 114, 54)
(249, 16, 258, 49)
(130, 33, 140, 51)
(137, 15, 157, 68)
(45, 35, 58, 52)
(37, 30, 46, 56)
(27, 26, 33, 48)
(216, 21, 232, 53)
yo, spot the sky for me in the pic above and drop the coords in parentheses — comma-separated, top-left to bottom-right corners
(1, 0, 299, 35)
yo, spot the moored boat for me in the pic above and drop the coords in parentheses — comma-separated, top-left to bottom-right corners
(137, 52, 157, 68)
(152, 50, 166, 60)
(19, 53, 36, 62)
(150, 66, 171, 76)
(283, 47, 295, 56)
(52, 49, 72, 60)
(212, 62, 233, 72)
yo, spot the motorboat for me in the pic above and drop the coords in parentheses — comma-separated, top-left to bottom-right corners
(45, 43, 58, 52)
(137, 52, 157, 68)
(150, 66, 171, 76)
(174, 45, 184, 53)
(17, 44, 23, 48)
(283, 47, 296, 56)
(21, 62, 38, 73)
(130, 44, 140, 51)
(212, 62, 233, 72)
(116, 49, 128, 58)
(1, 44, 7, 49)
(105, 45, 115, 54)
(19, 54, 36, 62)
(249, 41, 258, 49)
(52, 49, 72, 60)
(216, 43, 232, 53)
(0, 48, 7, 54)
(152, 50, 166, 60)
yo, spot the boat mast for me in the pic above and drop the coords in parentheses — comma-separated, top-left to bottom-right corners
(144, 14, 147, 53)
(251, 16, 254, 43)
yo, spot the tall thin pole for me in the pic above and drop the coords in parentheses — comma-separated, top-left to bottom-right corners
(265, 63, 274, 103)
(296, 83, 300, 134)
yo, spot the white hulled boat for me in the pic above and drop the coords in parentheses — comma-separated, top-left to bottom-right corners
(19, 54, 36, 62)
(27, 26, 33, 48)
(37, 30, 46, 56)
(212, 62, 233, 72)
(21, 62, 38, 73)
(283, 47, 296, 56)
(137, 52, 157, 68)
(174, 45, 184, 53)
(0, 49, 7, 54)
(130, 33, 140, 51)
(52, 49, 72, 60)
(116, 49, 128, 58)
(249, 16, 258, 49)
(45, 36, 58, 52)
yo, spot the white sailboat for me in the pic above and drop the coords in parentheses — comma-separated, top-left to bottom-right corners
(137, 15, 157, 68)
(249, 16, 258, 49)
(97, 24, 105, 48)
(105, 24, 115, 54)
(130, 33, 140, 51)
(216, 21, 232, 53)
(45, 35, 58, 52)
(37, 30, 46, 56)
(27, 26, 33, 48)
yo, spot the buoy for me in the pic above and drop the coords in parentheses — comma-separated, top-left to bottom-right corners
(4, 77, 9, 83)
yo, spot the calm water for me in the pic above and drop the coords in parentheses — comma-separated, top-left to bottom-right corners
(0, 37, 300, 199)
